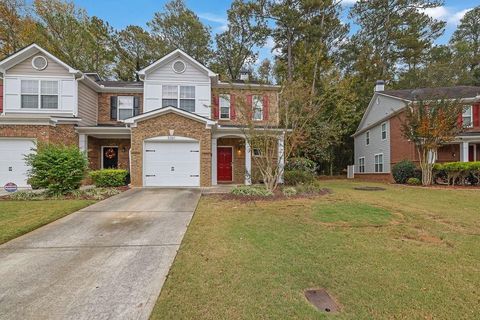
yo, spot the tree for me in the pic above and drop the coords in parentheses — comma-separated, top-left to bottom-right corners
(257, 58, 273, 84)
(401, 99, 464, 185)
(148, 0, 212, 64)
(113, 25, 162, 81)
(213, 0, 268, 80)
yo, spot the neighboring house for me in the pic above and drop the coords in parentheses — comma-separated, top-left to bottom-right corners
(0, 44, 283, 188)
(353, 81, 480, 181)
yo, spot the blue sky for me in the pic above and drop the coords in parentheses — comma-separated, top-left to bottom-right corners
(74, 0, 479, 64)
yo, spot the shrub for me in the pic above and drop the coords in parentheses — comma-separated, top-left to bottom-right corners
(392, 160, 417, 184)
(295, 181, 326, 195)
(433, 161, 480, 185)
(89, 169, 129, 187)
(70, 187, 122, 200)
(284, 169, 315, 185)
(25, 143, 88, 195)
(285, 157, 317, 174)
(282, 186, 297, 197)
(9, 190, 46, 201)
(231, 186, 274, 197)
(406, 177, 421, 185)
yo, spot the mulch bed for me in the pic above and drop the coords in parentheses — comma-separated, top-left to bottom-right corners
(210, 188, 331, 202)
(0, 186, 129, 201)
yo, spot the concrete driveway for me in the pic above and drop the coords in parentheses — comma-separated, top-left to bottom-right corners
(0, 188, 201, 320)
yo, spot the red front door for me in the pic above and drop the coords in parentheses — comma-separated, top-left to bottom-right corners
(217, 147, 233, 182)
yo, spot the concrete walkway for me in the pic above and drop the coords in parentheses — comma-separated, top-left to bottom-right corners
(0, 188, 201, 320)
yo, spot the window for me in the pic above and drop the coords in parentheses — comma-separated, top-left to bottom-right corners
(358, 157, 365, 173)
(253, 95, 263, 120)
(253, 148, 262, 157)
(381, 122, 387, 140)
(21, 80, 58, 109)
(162, 85, 195, 113)
(219, 94, 230, 119)
(374, 154, 384, 173)
(117, 96, 134, 120)
(366, 131, 370, 145)
(462, 106, 473, 128)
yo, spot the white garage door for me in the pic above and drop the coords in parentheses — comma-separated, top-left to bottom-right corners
(0, 139, 35, 188)
(144, 141, 200, 187)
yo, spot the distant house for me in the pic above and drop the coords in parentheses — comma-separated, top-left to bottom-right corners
(352, 81, 480, 181)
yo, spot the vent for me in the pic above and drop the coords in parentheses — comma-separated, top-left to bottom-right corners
(173, 60, 186, 73)
(32, 56, 48, 71)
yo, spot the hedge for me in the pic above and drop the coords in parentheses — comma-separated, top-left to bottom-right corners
(89, 169, 129, 187)
(433, 161, 480, 185)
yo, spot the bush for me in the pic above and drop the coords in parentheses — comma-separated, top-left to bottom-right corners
(282, 186, 297, 197)
(284, 169, 315, 185)
(295, 181, 326, 195)
(392, 160, 417, 184)
(285, 157, 316, 174)
(25, 143, 88, 195)
(231, 186, 274, 197)
(406, 177, 421, 185)
(433, 161, 480, 185)
(89, 169, 129, 187)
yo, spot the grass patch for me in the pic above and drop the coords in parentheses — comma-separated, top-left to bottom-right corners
(314, 202, 392, 226)
(0, 200, 95, 244)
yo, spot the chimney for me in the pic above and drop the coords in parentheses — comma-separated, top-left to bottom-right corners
(375, 80, 385, 92)
(239, 69, 249, 81)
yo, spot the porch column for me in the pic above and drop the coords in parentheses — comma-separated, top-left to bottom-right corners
(211, 138, 218, 185)
(245, 140, 252, 185)
(78, 134, 88, 155)
(460, 141, 469, 162)
(277, 133, 285, 183)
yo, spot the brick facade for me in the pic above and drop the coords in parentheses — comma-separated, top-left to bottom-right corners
(87, 137, 131, 170)
(0, 124, 77, 145)
(98, 92, 143, 125)
(130, 112, 212, 187)
(354, 173, 394, 183)
(217, 137, 245, 184)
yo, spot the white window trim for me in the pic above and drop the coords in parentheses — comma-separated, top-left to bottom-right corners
(366, 131, 370, 146)
(117, 96, 134, 120)
(381, 122, 387, 140)
(462, 105, 473, 128)
(252, 95, 263, 121)
(219, 94, 230, 120)
(374, 153, 384, 173)
(358, 156, 365, 173)
(162, 85, 195, 112)
(20, 79, 59, 110)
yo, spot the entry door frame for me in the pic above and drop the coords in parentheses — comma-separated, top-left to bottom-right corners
(217, 146, 234, 183)
(101, 145, 119, 169)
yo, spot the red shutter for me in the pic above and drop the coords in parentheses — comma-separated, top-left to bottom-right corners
(457, 113, 463, 127)
(247, 95, 253, 119)
(263, 95, 269, 121)
(230, 94, 236, 120)
(0, 84, 3, 113)
(213, 95, 219, 119)
(473, 104, 480, 127)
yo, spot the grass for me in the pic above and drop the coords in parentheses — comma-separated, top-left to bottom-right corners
(151, 180, 480, 319)
(0, 200, 95, 244)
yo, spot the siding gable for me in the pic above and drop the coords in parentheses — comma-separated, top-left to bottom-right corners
(146, 55, 210, 82)
(7, 51, 71, 77)
(356, 93, 407, 133)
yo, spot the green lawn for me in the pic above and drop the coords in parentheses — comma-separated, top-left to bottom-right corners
(151, 180, 479, 319)
(0, 200, 95, 244)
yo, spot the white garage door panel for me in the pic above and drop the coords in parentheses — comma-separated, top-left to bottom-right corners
(0, 139, 35, 188)
(144, 141, 200, 187)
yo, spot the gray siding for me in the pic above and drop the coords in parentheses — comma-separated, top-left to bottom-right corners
(354, 120, 391, 173)
(8, 52, 70, 77)
(146, 56, 210, 82)
(357, 94, 406, 132)
(77, 82, 98, 126)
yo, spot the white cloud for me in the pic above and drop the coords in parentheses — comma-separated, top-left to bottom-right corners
(341, 0, 357, 5)
(198, 12, 228, 32)
(422, 6, 472, 26)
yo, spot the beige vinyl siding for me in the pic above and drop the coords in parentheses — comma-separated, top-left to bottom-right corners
(8, 52, 71, 77)
(77, 82, 98, 126)
(147, 56, 210, 82)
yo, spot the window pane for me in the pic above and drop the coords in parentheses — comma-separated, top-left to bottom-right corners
(21, 80, 38, 94)
(41, 81, 58, 95)
(253, 95, 263, 120)
(162, 85, 178, 99)
(180, 86, 195, 99)
(21, 95, 38, 108)
(180, 99, 195, 112)
(118, 96, 134, 108)
(41, 95, 58, 109)
(220, 107, 230, 119)
(118, 108, 133, 120)
(162, 99, 178, 108)
(463, 116, 472, 127)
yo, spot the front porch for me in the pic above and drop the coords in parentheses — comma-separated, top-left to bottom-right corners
(439, 139, 480, 163)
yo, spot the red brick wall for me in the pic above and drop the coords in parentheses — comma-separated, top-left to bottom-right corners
(389, 112, 418, 166)
(0, 124, 77, 145)
(88, 137, 131, 170)
(98, 92, 143, 125)
(354, 173, 394, 183)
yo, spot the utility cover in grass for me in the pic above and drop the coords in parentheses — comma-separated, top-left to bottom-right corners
(314, 202, 392, 226)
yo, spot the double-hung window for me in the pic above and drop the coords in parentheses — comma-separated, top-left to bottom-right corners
(462, 106, 473, 128)
(253, 95, 263, 121)
(118, 96, 134, 120)
(358, 157, 365, 173)
(219, 94, 230, 119)
(162, 85, 196, 113)
(381, 122, 387, 140)
(374, 154, 384, 173)
(366, 131, 370, 145)
(21, 80, 58, 109)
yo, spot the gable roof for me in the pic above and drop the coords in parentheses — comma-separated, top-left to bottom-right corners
(138, 49, 216, 77)
(0, 43, 79, 74)
(382, 86, 480, 101)
(123, 106, 216, 126)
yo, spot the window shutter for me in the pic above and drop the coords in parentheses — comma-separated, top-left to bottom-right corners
(133, 96, 140, 116)
(0, 84, 3, 113)
(110, 96, 117, 120)
(247, 95, 253, 119)
(457, 112, 463, 127)
(263, 94, 269, 121)
(213, 95, 219, 119)
(230, 94, 236, 120)
(473, 104, 480, 127)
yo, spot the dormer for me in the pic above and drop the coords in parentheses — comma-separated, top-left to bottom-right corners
(138, 49, 217, 119)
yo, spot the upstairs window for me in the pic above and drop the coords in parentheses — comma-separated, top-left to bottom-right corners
(358, 157, 365, 173)
(162, 85, 178, 108)
(118, 96, 134, 120)
(21, 80, 58, 109)
(162, 85, 195, 113)
(381, 122, 387, 140)
(253, 95, 263, 121)
(219, 94, 230, 119)
(462, 106, 473, 128)
(180, 86, 195, 112)
(366, 131, 370, 145)
(374, 154, 384, 173)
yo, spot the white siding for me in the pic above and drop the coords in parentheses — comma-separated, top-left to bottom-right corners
(354, 120, 391, 173)
(357, 94, 406, 133)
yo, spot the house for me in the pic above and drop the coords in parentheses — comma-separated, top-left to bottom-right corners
(353, 81, 480, 181)
(0, 44, 284, 188)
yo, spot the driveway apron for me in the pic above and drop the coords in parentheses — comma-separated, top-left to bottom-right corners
(0, 188, 201, 320)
